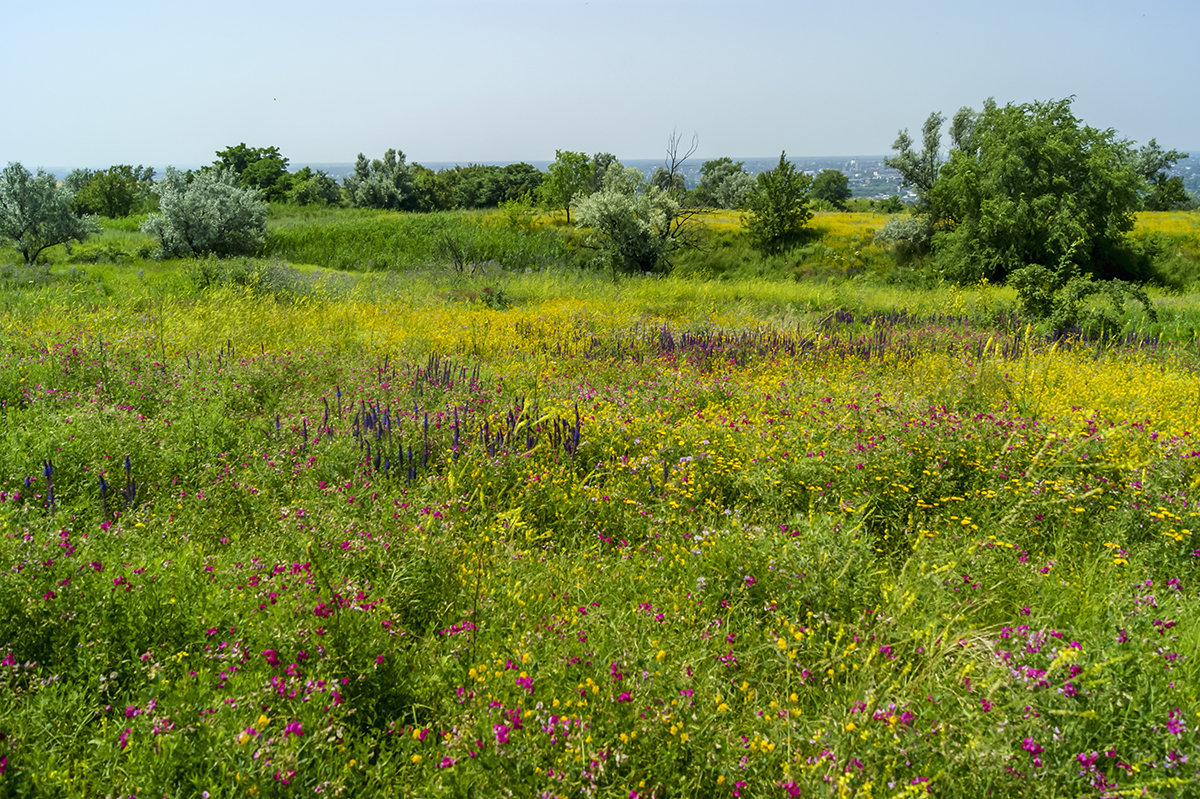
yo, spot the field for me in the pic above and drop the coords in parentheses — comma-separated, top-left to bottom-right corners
(2, 212, 1200, 796)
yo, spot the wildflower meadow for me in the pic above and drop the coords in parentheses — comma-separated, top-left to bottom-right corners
(1, 243, 1199, 796)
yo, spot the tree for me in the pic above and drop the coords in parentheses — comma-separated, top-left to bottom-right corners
(884, 110, 947, 210)
(691, 157, 754, 208)
(413, 164, 454, 212)
(0, 162, 100, 263)
(1134, 139, 1192, 211)
(575, 166, 680, 278)
(742, 152, 812, 255)
(343, 149, 417, 211)
(539, 150, 593, 224)
(141, 167, 266, 257)
(496, 162, 544, 204)
(72, 164, 155, 217)
(287, 167, 341, 206)
(588, 153, 621, 194)
(648, 166, 686, 198)
(925, 97, 1143, 283)
(213, 143, 292, 202)
(811, 169, 851, 209)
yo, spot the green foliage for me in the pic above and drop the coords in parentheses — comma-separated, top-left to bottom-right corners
(213, 143, 292, 202)
(1144, 175, 1194, 212)
(538, 150, 593, 224)
(0, 162, 101, 263)
(1133, 139, 1193, 211)
(287, 167, 342, 207)
(931, 98, 1143, 283)
(873, 214, 933, 262)
(574, 167, 681, 277)
(1009, 263, 1157, 336)
(498, 191, 536, 232)
(141, 167, 267, 258)
(885, 109, 949, 210)
(425, 162, 545, 211)
(587, 152, 621, 193)
(72, 164, 156, 218)
(810, 169, 851, 209)
(184, 256, 311, 301)
(691, 157, 754, 209)
(742, 152, 813, 255)
(648, 166, 686, 198)
(343, 149, 418, 211)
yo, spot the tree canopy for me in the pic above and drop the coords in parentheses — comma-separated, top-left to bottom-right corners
(214, 144, 292, 202)
(538, 150, 593, 224)
(71, 164, 156, 218)
(742, 152, 813, 255)
(141, 167, 267, 257)
(0, 162, 100, 263)
(885, 97, 1158, 284)
(575, 166, 680, 278)
(1134, 139, 1192, 211)
(811, 169, 851, 209)
(343, 150, 418, 211)
(691, 157, 754, 209)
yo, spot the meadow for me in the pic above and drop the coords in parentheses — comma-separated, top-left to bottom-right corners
(2, 210, 1200, 796)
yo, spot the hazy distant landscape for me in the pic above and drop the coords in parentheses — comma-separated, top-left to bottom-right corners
(36, 152, 1200, 203)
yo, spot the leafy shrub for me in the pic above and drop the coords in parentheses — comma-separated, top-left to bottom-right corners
(574, 167, 680, 277)
(141, 167, 267, 257)
(1009, 264, 1157, 335)
(873, 215, 933, 262)
(742, 152, 813, 255)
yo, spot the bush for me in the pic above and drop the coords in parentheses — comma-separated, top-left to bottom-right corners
(742, 152, 813, 255)
(1009, 264, 1157, 336)
(141, 168, 267, 258)
(574, 167, 680, 277)
(873, 215, 933, 263)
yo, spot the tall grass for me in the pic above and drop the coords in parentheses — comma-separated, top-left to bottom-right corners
(264, 208, 573, 273)
(2, 283, 1199, 796)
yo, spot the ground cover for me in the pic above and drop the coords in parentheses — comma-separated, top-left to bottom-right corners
(1, 272, 1198, 797)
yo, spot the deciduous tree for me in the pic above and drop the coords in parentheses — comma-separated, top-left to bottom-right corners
(539, 150, 593, 224)
(0, 162, 100, 263)
(214, 144, 291, 202)
(692, 157, 753, 209)
(575, 167, 680, 278)
(72, 164, 155, 218)
(1134, 139, 1192, 211)
(811, 169, 851, 209)
(926, 98, 1142, 282)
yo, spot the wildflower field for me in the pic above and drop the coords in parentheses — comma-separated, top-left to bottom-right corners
(1, 259, 1199, 797)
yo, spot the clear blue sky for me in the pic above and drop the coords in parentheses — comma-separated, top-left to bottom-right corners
(4, 0, 1196, 169)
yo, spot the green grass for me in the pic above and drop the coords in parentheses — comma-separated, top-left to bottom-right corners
(263, 207, 574, 273)
(1, 254, 1200, 795)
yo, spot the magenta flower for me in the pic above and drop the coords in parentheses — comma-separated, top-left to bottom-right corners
(283, 721, 303, 738)
(262, 649, 280, 667)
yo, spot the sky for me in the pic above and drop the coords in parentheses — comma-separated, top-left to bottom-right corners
(3, 0, 1197, 170)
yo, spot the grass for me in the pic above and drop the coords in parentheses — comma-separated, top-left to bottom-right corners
(2, 238, 1200, 795)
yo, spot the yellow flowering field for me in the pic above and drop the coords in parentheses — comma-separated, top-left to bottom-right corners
(0, 276, 1197, 796)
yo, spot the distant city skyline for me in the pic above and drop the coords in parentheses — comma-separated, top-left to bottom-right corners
(3, 1, 1197, 168)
